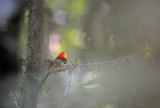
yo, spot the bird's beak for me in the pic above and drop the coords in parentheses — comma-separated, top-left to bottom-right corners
(64, 52, 67, 59)
(64, 54, 67, 59)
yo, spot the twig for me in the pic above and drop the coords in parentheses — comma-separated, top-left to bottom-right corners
(12, 91, 20, 108)
(60, 73, 73, 105)
(39, 66, 74, 89)
(79, 49, 150, 68)
(40, 49, 150, 88)
(39, 71, 53, 89)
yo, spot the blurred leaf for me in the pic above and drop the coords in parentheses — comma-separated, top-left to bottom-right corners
(69, 0, 87, 16)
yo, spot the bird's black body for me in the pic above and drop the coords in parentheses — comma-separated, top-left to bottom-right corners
(45, 52, 67, 68)
(56, 57, 67, 64)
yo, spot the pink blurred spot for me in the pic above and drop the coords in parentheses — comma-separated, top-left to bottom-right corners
(49, 32, 62, 54)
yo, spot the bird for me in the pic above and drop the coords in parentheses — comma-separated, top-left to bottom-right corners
(45, 51, 67, 68)
(55, 51, 67, 64)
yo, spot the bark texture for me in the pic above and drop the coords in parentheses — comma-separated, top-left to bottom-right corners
(21, 0, 44, 108)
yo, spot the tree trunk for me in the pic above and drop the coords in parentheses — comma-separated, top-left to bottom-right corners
(83, 0, 102, 49)
(21, 0, 44, 108)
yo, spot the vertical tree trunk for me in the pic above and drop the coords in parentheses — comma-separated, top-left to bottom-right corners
(21, 0, 44, 108)
(83, 0, 102, 49)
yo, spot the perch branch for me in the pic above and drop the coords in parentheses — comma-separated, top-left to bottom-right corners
(40, 49, 150, 89)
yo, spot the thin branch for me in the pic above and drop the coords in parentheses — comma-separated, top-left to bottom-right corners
(39, 71, 53, 89)
(39, 66, 73, 89)
(12, 91, 20, 107)
(60, 73, 73, 105)
(39, 49, 150, 90)
(79, 49, 150, 67)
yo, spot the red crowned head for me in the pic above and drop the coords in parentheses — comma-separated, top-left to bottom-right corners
(57, 51, 67, 59)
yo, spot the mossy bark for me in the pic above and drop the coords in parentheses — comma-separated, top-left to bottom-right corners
(21, 0, 44, 108)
